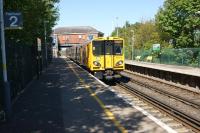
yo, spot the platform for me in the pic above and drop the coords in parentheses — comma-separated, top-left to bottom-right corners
(125, 60, 200, 77)
(0, 58, 174, 133)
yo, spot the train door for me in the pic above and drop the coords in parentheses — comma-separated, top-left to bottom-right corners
(104, 41, 113, 69)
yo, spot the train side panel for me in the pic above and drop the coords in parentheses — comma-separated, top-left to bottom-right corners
(80, 42, 89, 67)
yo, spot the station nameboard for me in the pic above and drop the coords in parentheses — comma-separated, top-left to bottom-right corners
(152, 44, 160, 51)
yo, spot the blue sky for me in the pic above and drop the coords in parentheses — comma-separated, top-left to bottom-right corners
(55, 0, 165, 36)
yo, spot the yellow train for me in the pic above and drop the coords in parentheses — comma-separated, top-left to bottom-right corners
(68, 37, 125, 79)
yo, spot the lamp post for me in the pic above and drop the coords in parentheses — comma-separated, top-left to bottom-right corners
(131, 30, 135, 60)
(194, 11, 200, 46)
(116, 17, 119, 37)
(195, 11, 200, 67)
(44, 20, 48, 67)
(0, 0, 12, 120)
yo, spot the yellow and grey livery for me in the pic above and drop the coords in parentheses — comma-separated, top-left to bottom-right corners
(69, 37, 125, 79)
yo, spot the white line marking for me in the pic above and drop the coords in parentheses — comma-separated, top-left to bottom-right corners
(67, 59, 177, 133)
(111, 89, 177, 133)
(134, 105, 177, 133)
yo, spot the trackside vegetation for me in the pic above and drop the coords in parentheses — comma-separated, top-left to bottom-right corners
(0, 0, 60, 113)
(111, 0, 200, 67)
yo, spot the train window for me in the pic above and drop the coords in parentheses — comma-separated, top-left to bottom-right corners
(114, 40, 123, 55)
(93, 41, 104, 55)
(105, 41, 113, 55)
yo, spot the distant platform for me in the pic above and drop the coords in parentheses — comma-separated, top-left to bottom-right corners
(125, 60, 200, 77)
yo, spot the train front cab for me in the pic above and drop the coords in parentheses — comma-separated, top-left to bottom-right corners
(90, 37, 124, 79)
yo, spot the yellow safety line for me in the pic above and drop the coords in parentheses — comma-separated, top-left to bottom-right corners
(68, 63, 128, 133)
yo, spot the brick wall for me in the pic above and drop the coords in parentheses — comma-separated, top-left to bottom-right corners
(57, 33, 99, 46)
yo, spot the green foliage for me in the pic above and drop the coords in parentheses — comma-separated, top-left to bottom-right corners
(110, 0, 200, 66)
(155, 0, 200, 48)
(111, 20, 171, 58)
(4, 0, 60, 45)
(132, 48, 200, 67)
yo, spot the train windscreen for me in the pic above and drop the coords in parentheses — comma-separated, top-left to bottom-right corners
(93, 40, 123, 55)
(93, 41, 104, 55)
(114, 40, 123, 55)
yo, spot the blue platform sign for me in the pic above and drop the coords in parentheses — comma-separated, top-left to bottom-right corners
(4, 12, 23, 29)
(88, 35, 93, 40)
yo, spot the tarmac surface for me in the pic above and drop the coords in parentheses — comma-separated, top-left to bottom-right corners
(0, 58, 169, 133)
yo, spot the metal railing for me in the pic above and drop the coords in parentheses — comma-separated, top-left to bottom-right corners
(0, 40, 53, 113)
(125, 47, 200, 67)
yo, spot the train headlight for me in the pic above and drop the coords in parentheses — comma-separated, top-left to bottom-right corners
(116, 60, 123, 66)
(93, 61, 101, 67)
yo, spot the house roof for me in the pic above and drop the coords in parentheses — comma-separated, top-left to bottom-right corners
(54, 26, 104, 35)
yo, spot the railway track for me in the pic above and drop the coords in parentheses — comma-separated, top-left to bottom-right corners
(122, 71, 200, 108)
(115, 71, 200, 133)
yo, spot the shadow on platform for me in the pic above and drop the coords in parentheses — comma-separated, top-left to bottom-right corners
(0, 58, 148, 133)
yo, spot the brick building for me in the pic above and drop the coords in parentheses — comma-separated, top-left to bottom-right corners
(54, 26, 104, 47)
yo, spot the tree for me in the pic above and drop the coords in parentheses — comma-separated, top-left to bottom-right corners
(155, 0, 200, 48)
(111, 20, 167, 50)
(4, 0, 60, 45)
(134, 20, 160, 49)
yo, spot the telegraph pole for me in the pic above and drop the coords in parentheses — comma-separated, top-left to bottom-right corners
(0, 0, 12, 120)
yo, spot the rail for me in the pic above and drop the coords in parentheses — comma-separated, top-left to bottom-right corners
(116, 76, 200, 132)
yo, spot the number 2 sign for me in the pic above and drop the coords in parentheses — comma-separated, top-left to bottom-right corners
(4, 12, 23, 30)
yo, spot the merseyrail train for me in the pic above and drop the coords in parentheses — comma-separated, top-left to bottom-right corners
(68, 37, 125, 79)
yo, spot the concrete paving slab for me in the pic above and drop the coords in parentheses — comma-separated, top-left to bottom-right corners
(0, 58, 119, 133)
(0, 58, 174, 133)
(67, 59, 170, 133)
